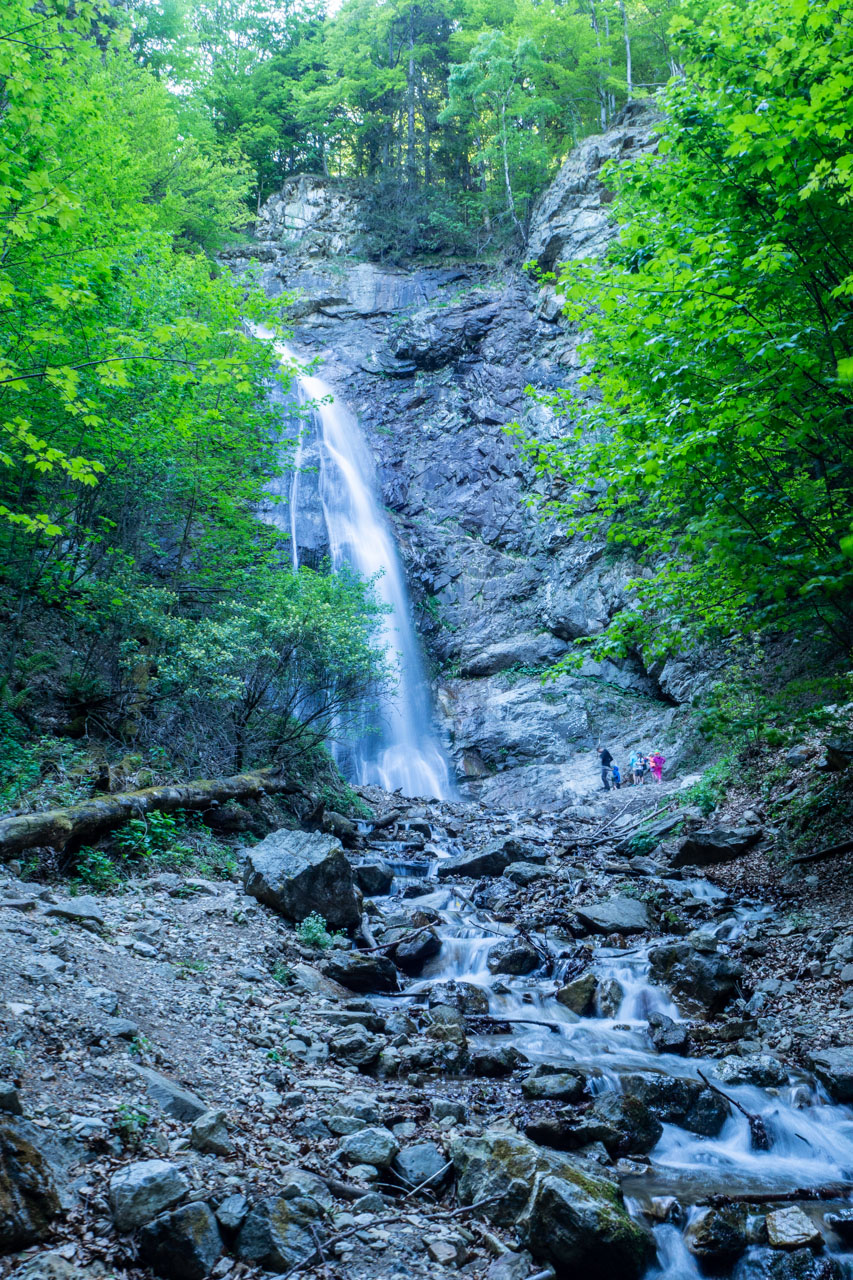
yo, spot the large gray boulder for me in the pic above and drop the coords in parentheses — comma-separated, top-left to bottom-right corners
(576, 897, 650, 934)
(109, 1159, 188, 1231)
(139, 1201, 223, 1280)
(672, 827, 762, 867)
(243, 829, 360, 930)
(134, 1067, 207, 1122)
(435, 837, 522, 880)
(808, 1047, 853, 1101)
(321, 950, 399, 993)
(0, 1119, 61, 1249)
(648, 941, 743, 1013)
(451, 1129, 652, 1279)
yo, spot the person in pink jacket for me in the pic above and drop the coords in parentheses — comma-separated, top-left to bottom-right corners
(650, 751, 665, 783)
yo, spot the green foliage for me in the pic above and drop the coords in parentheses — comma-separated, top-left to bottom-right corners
(113, 1103, 150, 1151)
(679, 759, 735, 817)
(296, 911, 347, 949)
(625, 831, 661, 858)
(516, 0, 853, 658)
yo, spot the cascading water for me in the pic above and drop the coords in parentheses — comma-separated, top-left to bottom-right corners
(253, 327, 452, 800)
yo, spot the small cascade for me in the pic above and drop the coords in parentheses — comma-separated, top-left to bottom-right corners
(253, 327, 452, 800)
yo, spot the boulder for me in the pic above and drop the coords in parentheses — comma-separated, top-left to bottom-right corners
(576, 897, 650, 934)
(487, 936, 542, 975)
(216, 1193, 249, 1233)
(620, 1074, 730, 1138)
(435, 838, 522, 880)
(646, 1012, 688, 1055)
(0, 1081, 22, 1115)
(338, 1126, 399, 1167)
(236, 1190, 325, 1272)
(321, 950, 399, 993)
(109, 1159, 189, 1231)
(522, 1068, 585, 1103)
(353, 861, 394, 896)
(134, 1067, 207, 1122)
(686, 1205, 748, 1267)
(766, 1206, 823, 1250)
(393, 1143, 450, 1192)
(766, 1250, 842, 1279)
(189, 1110, 233, 1157)
(44, 896, 105, 931)
(556, 972, 597, 1015)
(586, 1091, 662, 1156)
(0, 1119, 61, 1249)
(597, 979, 624, 1018)
(451, 1129, 652, 1279)
(648, 941, 743, 1012)
(808, 1047, 853, 1102)
(139, 1201, 223, 1280)
(428, 981, 489, 1014)
(714, 1055, 787, 1088)
(672, 827, 762, 868)
(468, 1045, 520, 1077)
(327, 1024, 384, 1068)
(394, 928, 442, 976)
(243, 829, 360, 930)
(503, 862, 551, 887)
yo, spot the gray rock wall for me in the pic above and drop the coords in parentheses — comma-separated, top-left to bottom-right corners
(224, 103, 700, 809)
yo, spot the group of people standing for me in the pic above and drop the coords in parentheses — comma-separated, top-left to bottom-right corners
(597, 746, 665, 791)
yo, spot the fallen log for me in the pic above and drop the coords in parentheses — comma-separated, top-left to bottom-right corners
(370, 808, 404, 831)
(792, 838, 853, 866)
(0, 767, 305, 858)
(701, 1184, 853, 1207)
(697, 1069, 770, 1150)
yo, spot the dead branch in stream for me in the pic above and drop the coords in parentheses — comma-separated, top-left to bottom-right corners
(698, 1069, 770, 1150)
(0, 768, 307, 858)
(370, 808, 405, 831)
(701, 1184, 853, 1207)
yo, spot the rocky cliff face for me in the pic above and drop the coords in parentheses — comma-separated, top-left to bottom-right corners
(224, 103, 703, 810)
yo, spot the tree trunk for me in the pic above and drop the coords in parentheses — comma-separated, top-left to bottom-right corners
(0, 769, 305, 859)
(499, 101, 521, 236)
(589, 1, 607, 130)
(620, 0, 633, 99)
(406, 7, 416, 185)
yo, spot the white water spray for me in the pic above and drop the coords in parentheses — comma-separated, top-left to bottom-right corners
(255, 328, 452, 800)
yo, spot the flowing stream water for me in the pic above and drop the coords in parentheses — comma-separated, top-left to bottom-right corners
(251, 329, 452, 800)
(369, 827, 853, 1279)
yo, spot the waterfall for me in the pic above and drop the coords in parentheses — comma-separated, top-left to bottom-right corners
(254, 328, 452, 801)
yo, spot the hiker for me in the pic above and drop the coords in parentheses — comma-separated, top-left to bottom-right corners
(597, 745, 614, 791)
(611, 762, 622, 790)
(650, 751, 665, 783)
(628, 753, 641, 785)
(636, 754, 651, 784)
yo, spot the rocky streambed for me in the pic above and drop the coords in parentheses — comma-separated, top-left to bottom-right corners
(2, 789, 853, 1280)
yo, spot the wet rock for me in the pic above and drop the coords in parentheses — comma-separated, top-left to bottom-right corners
(435, 838, 522, 880)
(487, 936, 542, 975)
(620, 1074, 729, 1138)
(685, 1205, 748, 1267)
(429, 981, 490, 1014)
(188, 1109, 233, 1158)
(243, 829, 360, 930)
(486, 1252, 535, 1280)
(236, 1191, 324, 1271)
(766, 1249, 842, 1279)
(672, 827, 762, 867)
(468, 1045, 519, 1077)
(139, 1201, 223, 1280)
(576, 898, 650, 934)
(825, 1208, 853, 1241)
(394, 927, 442, 975)
(8, 1250, 100, 1280)
(646, 1012, 688, 1055)
(503, 862, 551, 887)
(556, 972, 598, 1015)
(0, 1119, 61, 1249)
(327, 1023, 384, 1067)
(808, 1047, 853, 1102)
(451, 1129, 652, 1278)
(134, 1066, 208, 1121)
(338, 1126, 400, 1167)
(766, 1206, 823, 1250)
(597, 979, 624, 1018)
(321, 950, 399, 993)
(648, 941, 743, 1012)
(432, 1098, 468, 1123)
(109, 1159, 189, 1231)
(587, 1091, 662, 1156)
(393, 1142, 450, 1191)
(522, 1067, 585, 1103)
(714, 1055, 787, 1087)
(353, 861, 394, 896)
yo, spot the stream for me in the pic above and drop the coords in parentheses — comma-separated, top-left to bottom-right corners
(366, 821, 853, 1279)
